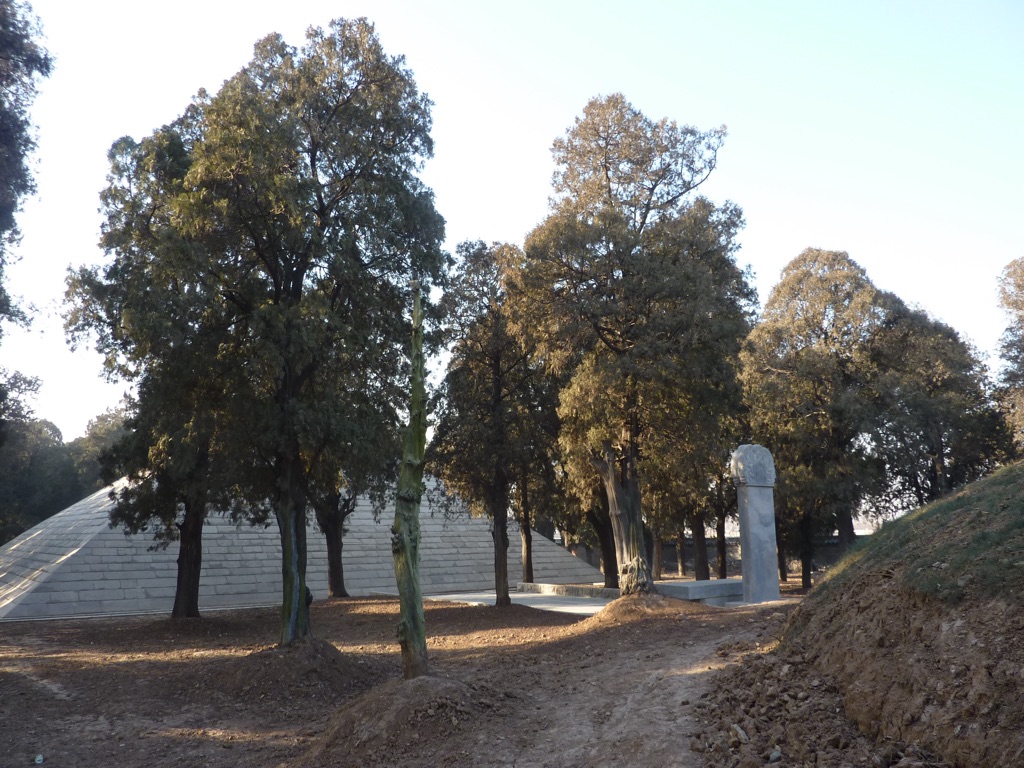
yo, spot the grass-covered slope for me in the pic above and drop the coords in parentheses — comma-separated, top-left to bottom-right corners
(815, 462, 1024, 606)
(785, 462, 1024, 766)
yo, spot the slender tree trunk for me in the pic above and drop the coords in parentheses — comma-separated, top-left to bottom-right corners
(518, 482, 533, 583)
(276, 452, 310, 645)
(392, 281, 428, 679)
(592, 440, 653, 595)
(776, 519, 788, 582)
(799, 511, 814, 589)
(836, 508, 856, 549)
(313, 490, 353, 599)
(321, 507, 349, 598)
(491, 472, 511, 607)
(171, 497, 205, 619)
(586, 505, 619, 590)
(930, 430, 949, 500)
(715, 511, 727, 579)
(676, 532, 686, 577)
(691, 517, 710, 581)
(652, 537, 663, 580)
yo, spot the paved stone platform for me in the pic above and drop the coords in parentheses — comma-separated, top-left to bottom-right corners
(0, 486, 602, 621)
(427, 589, 615, 616)
(656, 578, 744, 606)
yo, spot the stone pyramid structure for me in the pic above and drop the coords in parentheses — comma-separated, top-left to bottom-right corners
(0, 485, 602, 621)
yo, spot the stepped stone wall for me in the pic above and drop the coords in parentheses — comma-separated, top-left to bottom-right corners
(0, 486, 602, 621)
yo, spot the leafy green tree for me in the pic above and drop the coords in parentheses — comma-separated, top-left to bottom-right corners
(744, 249, 1011, 586)
(507, 370, 567, 584)
(431, 241, 556, 604)
(514, 94, 752, 595)
(306, 363, 401, 598)
(0, 0, 51, 437)
(99, 362, 230, 619)
(66, 19, 445, 644)
(68, 406, 128, 492)
(867, 303, 1012, 513)
(742, 249, 888, 586)
(0, 417, 84, 543)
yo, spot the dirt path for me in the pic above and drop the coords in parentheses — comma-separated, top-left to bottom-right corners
(0, 595, 795, 768)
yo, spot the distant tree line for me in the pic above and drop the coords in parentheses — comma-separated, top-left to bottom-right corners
(0, 408, 127, 544)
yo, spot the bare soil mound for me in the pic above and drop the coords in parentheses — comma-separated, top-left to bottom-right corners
(291, 675, 491, 767)
(205, 638, 384, 706)
(695, 462, 1024, 767)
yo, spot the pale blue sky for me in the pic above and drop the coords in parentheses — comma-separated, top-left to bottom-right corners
(4, 0, 1022, 438)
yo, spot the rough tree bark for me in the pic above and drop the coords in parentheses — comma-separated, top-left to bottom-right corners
(391, 281, 429, 679)
(776, 518, 788, 582)
(276, 451, 311, 645)
(676, 532, 687, 577)
(586, 506, 619, 590)
(652, 537, 663, 580)
(171, 494, 206, 619)
(715, 512, 728, 579)
(518, 481, 534, 583)
(691, 516, 711, 582)
(491, 464, 511, 607)
(799, 510, 814, 589)
(592, 440, 653, 595)
(315, 490, 354, 598)
(836, 508, 857, 550)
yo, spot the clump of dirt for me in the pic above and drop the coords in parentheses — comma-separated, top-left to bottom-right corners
(291, 675, 495, 767)
(581, 591, 711, 627)
(206, 638, 385, 707)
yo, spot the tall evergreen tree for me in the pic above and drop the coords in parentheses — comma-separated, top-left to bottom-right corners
(742, 249, 889, 585)
(514, 94, 752, 595)
(66, 19, 445, 643)
(431, 241, 556, 605)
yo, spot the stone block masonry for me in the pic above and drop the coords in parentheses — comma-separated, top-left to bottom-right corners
(0, 484, 602, 620)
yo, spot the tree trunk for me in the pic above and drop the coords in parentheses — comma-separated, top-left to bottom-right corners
(715, 511, 727, 579)
(320, 499, 350, 598)
(586, 506, 619, 590)
(392, 281, 428, 679)
(171, 497, 205, 619)
(643, 525, 655, 576)
(691, 517, 710, 581)
(592, 441, 653, 595)
(799, 511, 814, 590)
(777, 519, 789, 582)
(836, 508, 856, 549)
(518, 482, 534, 583)
(930, 430, 949, 500)
(490, 473, 511, 607)
(676, 532, 686, 576)
(652, 537, 663, 580)
(276, 452, 310, 645)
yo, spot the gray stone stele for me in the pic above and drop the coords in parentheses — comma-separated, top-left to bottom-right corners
(730, 444, 781, 604)
(0, 484, 603, 621)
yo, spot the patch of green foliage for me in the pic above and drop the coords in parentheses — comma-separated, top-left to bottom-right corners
(815, 462, 1024, 606)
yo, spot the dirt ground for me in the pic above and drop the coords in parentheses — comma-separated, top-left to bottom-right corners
(0, 587, 941, 768)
